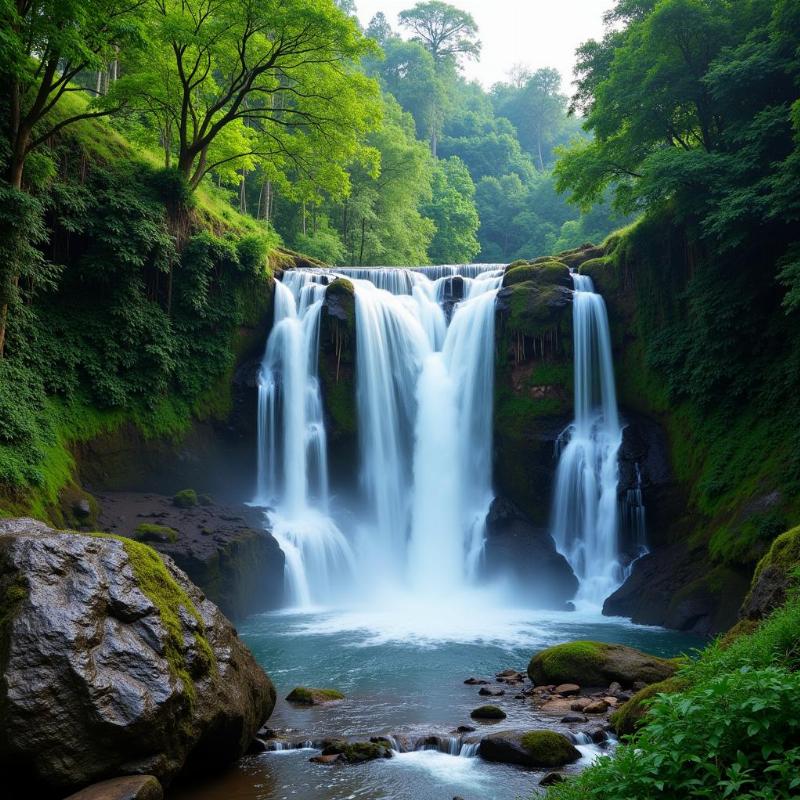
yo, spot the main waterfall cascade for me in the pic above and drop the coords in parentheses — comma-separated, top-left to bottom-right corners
(550, 273, 629, 607)
(256, 265, 503, 605)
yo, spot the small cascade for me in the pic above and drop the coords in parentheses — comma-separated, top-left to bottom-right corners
(255, 270, 355, 607)
(550, 272, 625, 606)
(384, 734, 480, 757)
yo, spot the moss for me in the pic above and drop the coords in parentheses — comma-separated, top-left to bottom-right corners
(173, 489, 198, 508)
(718, 618, 760, 648)
(286, 687, 344, 704)
(503, 261, 571, 289)
(134, 523, 179, 544)
(321, 741, 390, 762)
(470, 705, 507, 720)
(751, 525, 800, 584)
(520, 731, 580, 766)
(609, 676, 687, 737)
(508, 259, 530, 268)
(118, 537, 214, 701)
(529, 641, 607, 685)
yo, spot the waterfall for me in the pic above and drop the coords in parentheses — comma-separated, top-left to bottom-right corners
(255, 264, 502, 603)
(255, 270, 355, 607)
(550, 272, 624, 606)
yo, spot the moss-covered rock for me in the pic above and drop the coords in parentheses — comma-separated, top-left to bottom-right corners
(134, 522, 179, 544)
(741, 526, 800, 620)
(609, 676, 687, 736)
(286, 687, 344, 705)
(320, 740, 392, 763)
(172, 489, 198, 508)
(470, 705, 507, 720)
(528, 641, 676, 687)
(479, 730, 579, 767)
(503, 260, 571, 289)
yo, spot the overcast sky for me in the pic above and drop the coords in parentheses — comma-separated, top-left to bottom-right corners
(356, 0, 612, 92)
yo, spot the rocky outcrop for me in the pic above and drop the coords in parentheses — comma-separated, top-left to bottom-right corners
(528, 641, 676, 688)
(481, 497, 578, 607)
(493, 261, 573, 525)
(479, 730, 580, 768)
(95, 492, 284, 620)
(318, 278, 359, 497)
(740, 525, 800, 620)
(63, 776, 163, 800)
(0, 519, 276, 798)
(602, 540, 750, 634)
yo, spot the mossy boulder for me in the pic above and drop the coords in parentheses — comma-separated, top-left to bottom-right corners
(0, 518, 275, 796)
(286, 687, 344, 705)
(741, 526, 800, 620)
(479, 730, 579, 767)
(470, 705, 507, 720)
(502, 260, 571, 289)
(609, 676, 687, 737)
(320, 740, 392, 763)
(134, 522, 179, 544)
(528, 641, 676, 688)
(172, 489, 198, 508)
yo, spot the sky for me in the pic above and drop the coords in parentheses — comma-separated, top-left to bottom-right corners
(356, 0, 612, 92)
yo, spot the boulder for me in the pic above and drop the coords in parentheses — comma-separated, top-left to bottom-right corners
(470, 705, 507, 720)
(540, 772, 566, 786)
(741, 526, 800, 620)
(319, 741, 392, 763)
(286, 687, 344, 705)
(63, 776, 163, 800)
(0, 519, 276, 797)
(584, 700, 609, 714)
(609, 676, 687, 737)
(464, 677, 489, 685)
(479, 730, 579, 768)
(528, 641, 676, 688)
(478, 687, 505, 697)
(553, 683, 580, 696)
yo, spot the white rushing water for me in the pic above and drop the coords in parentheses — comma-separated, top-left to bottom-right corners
(256, 265, 503, 605)
(550, 272, 624, 606)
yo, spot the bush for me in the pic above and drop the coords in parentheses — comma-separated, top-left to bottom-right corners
(547, 667, 800, 800)
(172, 489, 198, 508)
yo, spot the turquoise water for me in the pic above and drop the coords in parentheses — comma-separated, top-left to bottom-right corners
(172, 604, 702, 800)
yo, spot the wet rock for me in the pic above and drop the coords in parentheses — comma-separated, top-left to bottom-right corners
(478, 687, 505, 697)
(456, 725, 476, 733)
(585, 727, 607, 743)
(320, 742, 392, 763)
(540, 772, 566, 787)
(554, 683, 580, 696)
(479, 731, 580, 768)
(470, 705, 507, 721)
(608, 681, 622, 695)
(464, 677, 489, 685)
(63, 776, 163, 800)
(246, 738, 268, 754)
(0, 519, 276, 796)
(310, 754, 342, 764)
(286, 688, 344, 705)
(570, 698, 591, 711)
(584, 700, 609, 714)
(482, 497, 578, 608)
(560, 713, 587, 723)
(539, 698, 574, 715)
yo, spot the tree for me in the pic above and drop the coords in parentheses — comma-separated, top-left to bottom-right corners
(366, 12, 393, 45)
(422, 155, 479, 263)
(398, 1, 480, 156)
(0, 0, 144, 356)
(398, 1, 480, 65)
(120, 0, 380, 190)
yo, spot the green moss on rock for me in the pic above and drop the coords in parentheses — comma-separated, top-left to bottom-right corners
(503, 261, 571, 289)
(741, 525, 800, 620)
(520, 731, 580, 766)
(528, 641, 676, 687)
(286, 687, 344, 705)
(470, 704, 507, 720)
(173, 489, 198, 508)
(134, 523, 179, 544)
(609, 676, 687, 737)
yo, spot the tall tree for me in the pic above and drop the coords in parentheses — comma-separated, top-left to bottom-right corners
(398, 1, 480, 156)
(120, 0, 380, 190)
